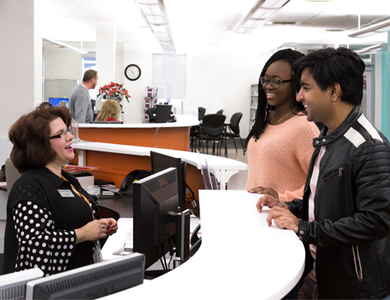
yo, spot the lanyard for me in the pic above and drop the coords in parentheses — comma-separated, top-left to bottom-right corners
(61, 175, 94, 219)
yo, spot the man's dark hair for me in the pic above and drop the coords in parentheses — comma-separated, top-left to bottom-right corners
(245, 49, 305, 148)
(9, 102, 72, 172)
(82, 69, 98, 82)
(292, 47, 365, 106)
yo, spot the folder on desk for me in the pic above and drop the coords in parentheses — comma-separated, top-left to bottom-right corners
(197, 151, 219, 190)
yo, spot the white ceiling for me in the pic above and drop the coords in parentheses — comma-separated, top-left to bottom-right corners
(41, 0, 390, 57)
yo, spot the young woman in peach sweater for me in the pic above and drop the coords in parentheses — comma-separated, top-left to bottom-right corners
(245, 49, 319, 202)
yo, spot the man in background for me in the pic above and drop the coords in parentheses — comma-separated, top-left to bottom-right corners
(69, 69, 98, 123)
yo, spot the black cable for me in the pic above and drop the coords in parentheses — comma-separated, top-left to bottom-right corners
(184, 183, 200, 216)
(157, 245, 168, 271)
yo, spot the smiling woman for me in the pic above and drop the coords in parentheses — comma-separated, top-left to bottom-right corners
(4, 103, 118, 277)
(245, 49, 319, 202)
(244, 48, 320, 299)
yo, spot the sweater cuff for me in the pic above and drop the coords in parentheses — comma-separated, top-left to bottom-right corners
(278, 193, 288, 202)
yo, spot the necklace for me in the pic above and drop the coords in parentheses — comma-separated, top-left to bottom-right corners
(271, 107, 297, 125)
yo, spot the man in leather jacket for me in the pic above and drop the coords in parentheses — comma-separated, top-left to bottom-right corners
(256, 47, 390, 299)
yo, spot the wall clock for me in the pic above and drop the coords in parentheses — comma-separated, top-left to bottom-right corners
(124, 64, 141, 81)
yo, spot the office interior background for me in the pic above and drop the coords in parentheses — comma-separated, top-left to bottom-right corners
(1, 0, 390, 165)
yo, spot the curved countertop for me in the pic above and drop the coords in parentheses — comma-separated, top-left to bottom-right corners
(79, 114, 199, 129)
(101, 190, 305, 300)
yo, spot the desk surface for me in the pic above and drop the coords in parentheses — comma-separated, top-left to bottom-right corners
(72, 141, 247, 172)
(101, 190, 305, 300)
(79, 114, 199, 129)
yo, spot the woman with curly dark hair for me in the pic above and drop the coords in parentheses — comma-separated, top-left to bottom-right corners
(245, 49, 319, 203)
(4, 102, 118, 276)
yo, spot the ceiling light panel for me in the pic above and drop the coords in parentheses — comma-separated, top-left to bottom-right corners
(233, 0, 291, 34)
(135, 0, 176, 55)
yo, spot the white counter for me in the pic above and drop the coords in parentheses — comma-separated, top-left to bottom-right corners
(79, 114, 199, 129)
(101, 190, 305, 300)
(72, 141, 248, 189)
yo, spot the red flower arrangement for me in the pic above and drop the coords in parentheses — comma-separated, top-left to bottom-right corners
(97, 82, 131, 102)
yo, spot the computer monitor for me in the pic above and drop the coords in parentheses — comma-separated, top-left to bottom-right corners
(0, 268, 43, 300)
(48, 97, 69, 107)
(25, 253, 145, 300)
(150, 151, 187, 212)
(90, 121, 124, 124)
(133, 168, 187, 270)
(155, 104, 172, 123)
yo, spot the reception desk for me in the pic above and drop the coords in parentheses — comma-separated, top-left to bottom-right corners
(78, 115, 199, 151)
(72, 141, 248, 196)
(101, 190, 305, 300)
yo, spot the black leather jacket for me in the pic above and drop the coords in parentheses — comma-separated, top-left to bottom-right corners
(287, 106, 390, 299)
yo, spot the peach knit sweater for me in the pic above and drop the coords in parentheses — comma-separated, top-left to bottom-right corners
(246, 115, 319, 202)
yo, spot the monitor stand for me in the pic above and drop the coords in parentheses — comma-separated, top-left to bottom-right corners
(168, 209, 191, 267)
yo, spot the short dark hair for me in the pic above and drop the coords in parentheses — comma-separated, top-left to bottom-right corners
(245, 49, 305, 148)
(82, 69, 98, 82)
(292, 47, 365, 106)
(9, 102, 72, 173)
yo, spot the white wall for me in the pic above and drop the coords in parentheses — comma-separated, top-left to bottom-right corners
(0, 0, 42, 163)
(43, 43, 265, 136)
(121, 43, 153, 124)
(187, 47, 263, 137)
(44, 46, 82, 80)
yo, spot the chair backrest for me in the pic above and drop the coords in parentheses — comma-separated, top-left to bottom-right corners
(229, 112, 243, 134)
(147, 108, 156, 122)
(216, 109, 224, 115)
(5, 158, 21, 195)
(155, 104, 172, 123)
(201, 114, 226, 137)
(198, 107, 206, 121)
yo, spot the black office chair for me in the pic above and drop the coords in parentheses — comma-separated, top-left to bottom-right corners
(190, 107, 206, 152)
(147, 108, 156, 123)
(190, 224, 201, 257)
(197, 114, 226, 156)
(198, 107, 206, 121)
(216, 109, 224, 115)
(225, 112, 245, 154)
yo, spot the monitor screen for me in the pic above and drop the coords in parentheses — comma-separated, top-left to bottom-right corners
(133, 167, 180, 270)
(90, 121, 124, 124)
(155, 104, 172, 123)
(150, 151, 186, 212)
(0, 268, 43, 300)
(25, 253, 145, 300)
(48, 97, 69, 107)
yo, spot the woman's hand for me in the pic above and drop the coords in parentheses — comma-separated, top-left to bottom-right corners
(74, 218, 118, 244)
(104, 218, 118, 236)
(249, 186, 279, 200)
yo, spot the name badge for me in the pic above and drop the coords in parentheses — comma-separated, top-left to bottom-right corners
(58, 189, 74, 197)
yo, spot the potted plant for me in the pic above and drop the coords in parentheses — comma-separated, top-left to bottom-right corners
(97, 82, 131, 102)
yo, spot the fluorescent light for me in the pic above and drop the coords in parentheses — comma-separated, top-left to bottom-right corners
(233, 0, 291, 34)
(348, 18, 390, 38)
(43, 37, 88, 55)
(134, 0, 176, 56)
(355, 44, 386, 55)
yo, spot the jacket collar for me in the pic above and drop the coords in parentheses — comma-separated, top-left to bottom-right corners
(313, 106, 362, 148)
